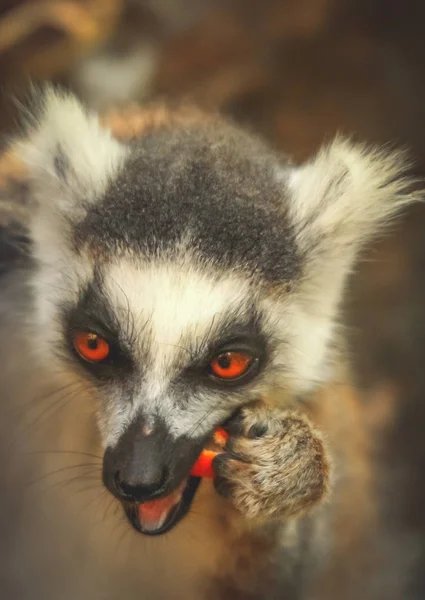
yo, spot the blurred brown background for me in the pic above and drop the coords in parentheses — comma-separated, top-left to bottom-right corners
(1, 0, 425, 596)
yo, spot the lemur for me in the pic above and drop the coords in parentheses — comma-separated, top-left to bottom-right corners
(0, 87, 420, 600)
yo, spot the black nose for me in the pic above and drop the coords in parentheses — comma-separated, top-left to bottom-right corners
(114, 467, 168, 502)
(102, 416, 175, 503)
(102, 414, 207, 504)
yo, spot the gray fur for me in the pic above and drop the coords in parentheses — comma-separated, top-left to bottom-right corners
(74, 122, 301, 284)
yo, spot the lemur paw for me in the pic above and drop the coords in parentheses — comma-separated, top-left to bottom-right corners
(212, 403, 329, 521)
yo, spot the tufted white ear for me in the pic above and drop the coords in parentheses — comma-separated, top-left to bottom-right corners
(280, 138, 420, 391)
(14, 88, 128, 319)
(288, 138, 416, 256)
(286, 138, 419, 302)
(17, 86, 128, 219)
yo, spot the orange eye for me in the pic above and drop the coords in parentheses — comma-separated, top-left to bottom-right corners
(210, 351, 253, 380)
(74, 331, 110, 363)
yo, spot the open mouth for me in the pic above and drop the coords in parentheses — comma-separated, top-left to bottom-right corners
(122, 476, 202, 536)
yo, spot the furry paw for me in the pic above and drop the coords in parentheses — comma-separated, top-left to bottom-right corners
(213, 403, 329, 521)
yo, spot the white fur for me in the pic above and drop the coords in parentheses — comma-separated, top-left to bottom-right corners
(18, 87, 128, 211)
(284, 139, 419, 386)
(101, 258, 254, 445)
(288, 138, 416, 267)
(17, 89, 127, 348)
(290, 138, 412, 237)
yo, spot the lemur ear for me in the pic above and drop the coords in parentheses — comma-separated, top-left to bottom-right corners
(286, 138, 419, 303)
(17, 86, 127, 220)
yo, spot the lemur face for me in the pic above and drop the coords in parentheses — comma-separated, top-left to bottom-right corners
(66, 263, 279, 534)
(20, 89, 415, 534)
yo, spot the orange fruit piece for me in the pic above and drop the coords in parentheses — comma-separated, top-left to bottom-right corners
(190, 428, 229, 478)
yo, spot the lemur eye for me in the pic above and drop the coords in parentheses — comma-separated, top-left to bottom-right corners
(74, 331, 110, 363)
(210, 351, 253, 380)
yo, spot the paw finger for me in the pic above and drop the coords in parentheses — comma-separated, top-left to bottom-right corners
(226, 435, 266, 465)
(223, 410, 245, 437)
(212, 452, 243, 478)
(224, 402, 269, 438)
(212, 453, 238, 498)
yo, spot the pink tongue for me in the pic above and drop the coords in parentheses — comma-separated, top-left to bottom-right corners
(138, 490, 182, 532)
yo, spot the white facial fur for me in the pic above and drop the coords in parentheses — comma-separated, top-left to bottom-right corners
(98, 258, 348, 447)
(98, 259, 261, 445)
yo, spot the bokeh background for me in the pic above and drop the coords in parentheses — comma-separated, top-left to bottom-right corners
(1, 0, 425, 596)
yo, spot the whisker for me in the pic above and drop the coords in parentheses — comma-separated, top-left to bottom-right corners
(40, 471, 101, 495)
(12, 380, 81, 418)
(70, 482, 104, 497)
(29, 450, 103, 461)
(186, 396, 226, 439)
(7, 386, 86, 451)
(114, 524, 133, 557)
(27, 463, 102, 488)
(102, 493, 118, 525)
(25, 386, 86, 435)
(78, 487, 110, 519)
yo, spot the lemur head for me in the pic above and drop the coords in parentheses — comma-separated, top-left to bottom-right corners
(18, 88, 416, 535)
